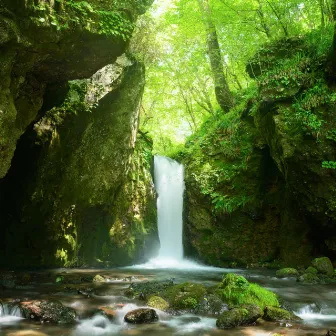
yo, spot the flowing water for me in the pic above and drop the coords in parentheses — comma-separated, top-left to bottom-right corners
(0, 157, 335, 335)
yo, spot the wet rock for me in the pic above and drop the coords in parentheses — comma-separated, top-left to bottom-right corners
(312, 257, 334, 276)
(20, 300, 76, 323)
(0, 272, 16, 289)
(147, 296, 169, 311)
(162, 282, 207, 311)
(305, 266, 318, 274)
(124, 308, 159, 324)
(327, 330, 336, 336)
(276, 268, 299, 278)
(93, 275, 106, 283)
(97, 306, 117, 320)
(197, 294, 228, 315)
(216, 304, 263, 329)
(297, 273, 320, 284)
(263, 306, 301, 322)
(126, 280, 174, 300)
(179, 316, 201, 324)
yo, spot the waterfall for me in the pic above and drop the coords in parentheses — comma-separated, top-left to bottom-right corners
(127, 156, 221, 270)
(154, 156, 185, 260)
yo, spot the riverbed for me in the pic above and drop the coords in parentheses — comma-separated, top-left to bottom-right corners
(0, 265, 335, 336)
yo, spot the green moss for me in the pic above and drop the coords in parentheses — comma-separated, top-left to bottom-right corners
(216, 304, 263, 329)
(147, 296, 169, 311)
(276, 268, 299, 278)
(305, 266, 318, 274)
(161, 282, 206, 310)
(312, 257, 334, 276)
(263, 306, 300, 322)
(216, 274, 279, 309)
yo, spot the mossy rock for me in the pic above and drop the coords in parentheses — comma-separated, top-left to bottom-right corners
(312, 257, 334, 276)
(216, 304, 263, 329)
(93, 275, 105, 283)
(147, 296, 169, 311)
(263, 306, 301, 322)
(161, 282, 206, 310)
(305, 266, 318, 274)
(126, 280, 174, 300)
(276, 268, 299, 278)
(297, 273, 320, 284)
(216, 273, 279, 309)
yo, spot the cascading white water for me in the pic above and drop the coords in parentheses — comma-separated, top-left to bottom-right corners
(154, 155, 185, 260)
(127, 156, 221, 270)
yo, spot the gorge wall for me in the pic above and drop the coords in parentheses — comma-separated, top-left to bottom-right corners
(0, 0, 158, 268)
(180, 38, 336, 268)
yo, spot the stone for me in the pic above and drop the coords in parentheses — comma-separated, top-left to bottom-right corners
(126, 280, 174, 300)
(147, 296, 169, 311)
(216, 305, 263, 329)
(124, 308, 159, 324)
(305, 266, 318, 274)
(312, 257, 334, 276)
(93, 275, 106, 283)
(326, 330, 336, 336)
(276, 268, 299, 278)
(297, 273, 320, 284)
(263, 306, 301, 322)
(98, 306, 117, 320)
(20, 300, 76, 323)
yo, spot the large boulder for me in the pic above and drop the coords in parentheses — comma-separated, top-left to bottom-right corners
(124, 308, 158, 324)
(216, 305, 262, 329)
(312, 257, 334, 276)
(126, 280, 174, 300)
(216, 274, 279, 309)
(161, 282, 207, 311)
(297, 273, 320, 285)
(263, 306, 301, 322)
(276, 268, 299, 278)
(20, 300, 76, 323)
(147, 296, 169, 311)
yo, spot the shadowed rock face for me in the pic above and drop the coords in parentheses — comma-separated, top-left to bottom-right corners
(0, 58, 158, 268)
(124, 308, 159, 324)
(0, 0, 153, 178)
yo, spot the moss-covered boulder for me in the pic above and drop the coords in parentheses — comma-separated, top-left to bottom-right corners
(305, 266, 318, 274)
(297, 273, 320, 284)
(20, 300, 76, 323)
(216, 274, 279, 309)
(216, 305, 262, 329)
(276, 268, 299, 278)
(312, 257, 334, 276)
(147, 296, 169, 311)
(126, 280, 175, 300)
(161, 282, 207, 310)
(263, 306, 300, 322)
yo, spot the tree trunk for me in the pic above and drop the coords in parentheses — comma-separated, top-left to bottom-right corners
(198, 0, 234, 113)
(257, 0, 272, 38)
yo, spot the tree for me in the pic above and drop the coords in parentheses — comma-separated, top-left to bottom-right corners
(198, 0, 234, 112)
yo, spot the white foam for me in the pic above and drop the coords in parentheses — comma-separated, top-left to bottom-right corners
(163, 315, 216, 334)
(126, 257, 224, 272)
(72, 315, 121, 336)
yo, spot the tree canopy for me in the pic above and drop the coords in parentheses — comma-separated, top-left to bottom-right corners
(131, 0, 334, 154)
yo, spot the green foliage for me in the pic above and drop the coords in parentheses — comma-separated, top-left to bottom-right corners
(29, 0, 135, 40)
(217, 273, 279, 309)
(322, 161, 336, 169)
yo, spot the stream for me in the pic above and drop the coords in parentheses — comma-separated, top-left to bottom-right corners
(0, 266, 335, 336)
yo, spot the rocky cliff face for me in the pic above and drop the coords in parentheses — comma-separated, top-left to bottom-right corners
(0, 0, 158, 268)
(0, 0, 151, 178)
(0, 56, 158, 267)
(181, 37, 336, 267)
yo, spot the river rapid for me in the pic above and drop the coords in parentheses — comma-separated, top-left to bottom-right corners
(0, 266, 335, 336)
